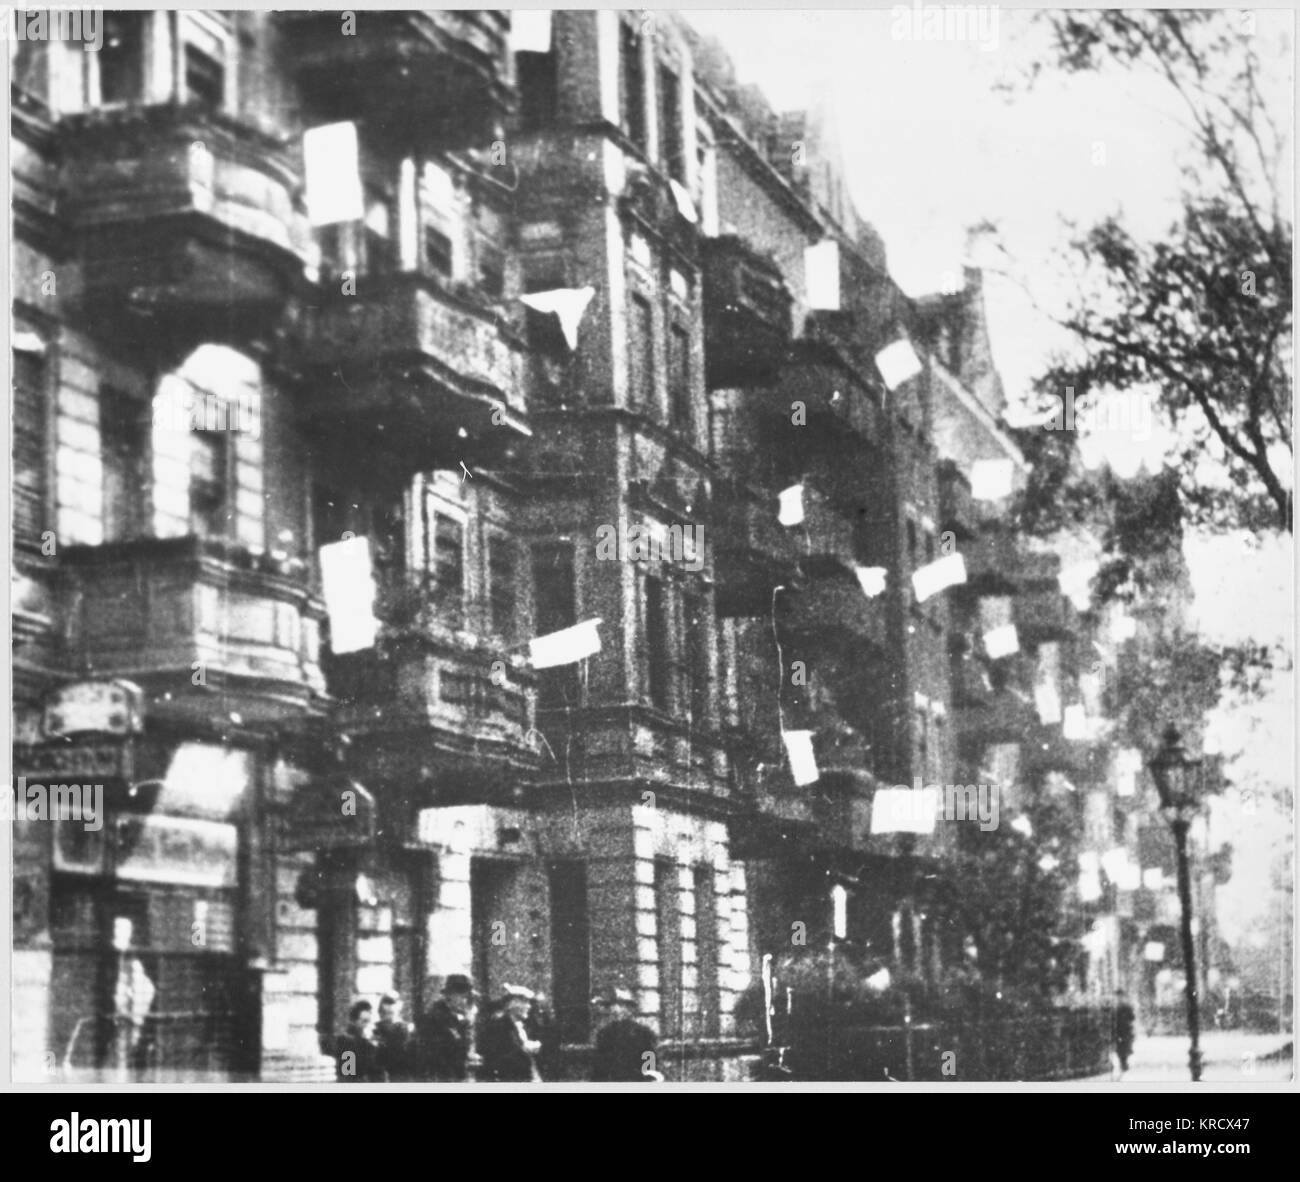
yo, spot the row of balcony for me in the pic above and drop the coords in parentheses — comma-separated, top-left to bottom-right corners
(277, 10, 514, 151)
(727, 723, 895, 858)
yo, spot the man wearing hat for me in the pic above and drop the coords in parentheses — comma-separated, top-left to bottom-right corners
(591, 988, 661, 1082)
(417, 975, 480, 1082)
(479, 984, 544, 1082)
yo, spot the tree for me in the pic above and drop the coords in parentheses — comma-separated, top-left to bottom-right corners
(1019, 11, 1293, 533)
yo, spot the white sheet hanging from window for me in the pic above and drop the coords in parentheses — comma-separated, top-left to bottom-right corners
(511, 10, 553, 53)
(970, 458, 1015, 500)
(303, 122, 364, 226)
(853, 565, 887, 599)
(319, 535, 379, 654)
(520, 287, 596, 350)
(871, 787, 939, 835)
(777, 484, 805, 527)
(983, 623, 1019, 659)
(911, 552, 967, 602)
(875, 339, 923, 391)
(529, 618, 603, 669)
(804, 240, 841, 310)
(782, 729, 819, 787)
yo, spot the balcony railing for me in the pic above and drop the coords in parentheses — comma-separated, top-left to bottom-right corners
(326, 572, 537, 775)
(277, 10, 515, 149)
(57, 104, 311, 329)
(702, 235, 793, 389)
(293, 272, 530, 468)
(61, 535, 326, 719)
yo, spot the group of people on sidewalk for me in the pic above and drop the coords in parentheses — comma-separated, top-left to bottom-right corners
(335, 978, 661, 1083)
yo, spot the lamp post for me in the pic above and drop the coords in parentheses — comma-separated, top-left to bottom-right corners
(1147, 724, 1204, 1082)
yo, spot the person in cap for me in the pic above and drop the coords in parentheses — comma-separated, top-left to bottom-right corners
(336, 998, 382, 1082)
(527, 991, 562, 1080)
(591, 988, 661, 1082)
(374, 992, 415, 1082)
(479, 984, 544, 1082)
(417, 974, 480, 1082)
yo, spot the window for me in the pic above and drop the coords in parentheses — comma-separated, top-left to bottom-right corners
(668, 324, 692, 434)
(184, 43, 224, 109)
(98, 12, 146, 104)
(619, 21, 647, 150)
(628, 293, 655, 409)
(517, 50, 558, 131)
(100, 385, 148, 542)
(532, 543, 577, 710)
(424, 227, 453, 278)
(420, 162, 456, 279)
(14, 348, 47, 544)
(683, 588, 709, 724)
(548, 861, 591, 1043)
(189, 429, 230, 539)
(694, 865, 720, 1036)
(523, 254, 569, 357)
(644, 574, 671, 710)
(655, 858, 683, 1038)
(658, 64, 684, 181)
(477, 240, 505, 298)
(428, 513, 464, 627)
(488, 535, 517, 641)
(370, 499, 406, 574)
(364, 186, 397, 276)
(180, 11, 229, 110)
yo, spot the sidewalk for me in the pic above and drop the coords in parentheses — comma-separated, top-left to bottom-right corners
(1080, 1032, 1293, 1084)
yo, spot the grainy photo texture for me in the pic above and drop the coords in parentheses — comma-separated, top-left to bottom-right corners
(7, 7, 1294, 1086)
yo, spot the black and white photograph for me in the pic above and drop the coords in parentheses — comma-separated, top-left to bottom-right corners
(5, 5, 1294, 1097)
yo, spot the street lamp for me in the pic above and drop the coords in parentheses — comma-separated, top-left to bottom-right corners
(1147, 724, 1205, 1082)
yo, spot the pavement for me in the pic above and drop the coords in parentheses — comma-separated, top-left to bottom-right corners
(1080, 1032, 1293, 1084)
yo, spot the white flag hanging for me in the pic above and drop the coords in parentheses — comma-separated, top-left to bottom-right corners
(529, 618, 603, 669)
(782, 729, 819, 786)
(853, 565, 888, 599)
(1112, 612, 1137, 641)
(1034, 683, 1063, 725)
(303, 122, 364, 227)
(874, 339, 922, 390)
(1078, 870, 1103, 903)
(319, 536, 380, 654)
(520, 286, 596, 350)
(1062, 703, 1087, 740)
(804, 240, 841, 311)
(983, 623, 1020, 659)
(777, 485, 805, 527)
(669, 179, 698, 224)
(510, 10, 553, 53)
(870, 787, 939, 835)
(911, 552, 967, 602)
(970, 458, 1015, 500)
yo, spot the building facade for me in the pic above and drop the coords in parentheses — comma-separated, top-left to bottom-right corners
(12, 10, 1118, 1082)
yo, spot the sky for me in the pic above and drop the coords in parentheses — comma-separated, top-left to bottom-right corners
(686, 7, 1292, 405)
(685, 6, 1295, 946)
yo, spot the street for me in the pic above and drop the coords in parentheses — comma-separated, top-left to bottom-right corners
(1081, 1032, 1293, 1084)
